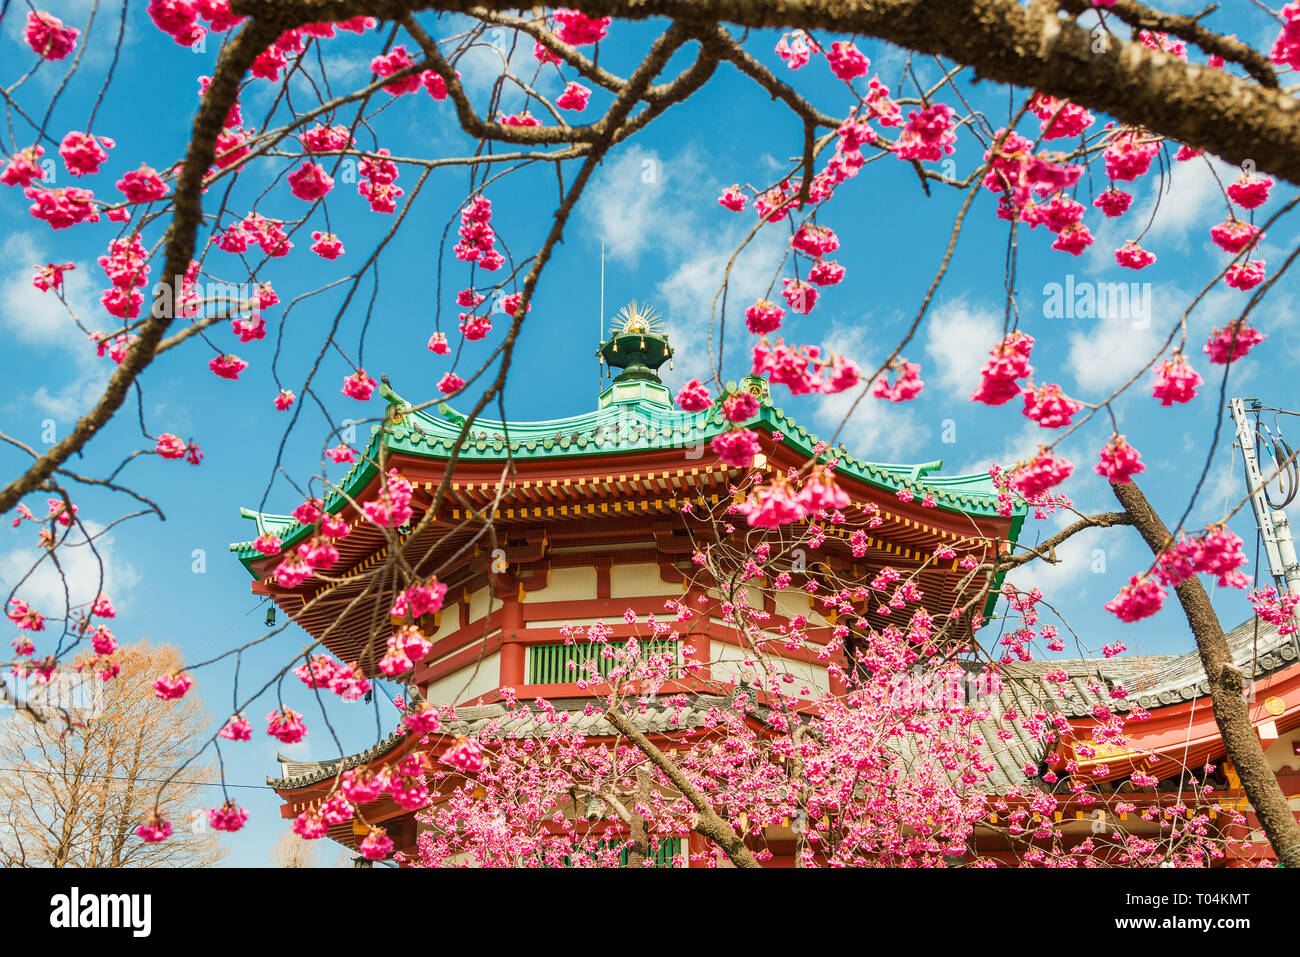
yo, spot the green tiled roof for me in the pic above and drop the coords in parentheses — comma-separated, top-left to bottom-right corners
(230, 383, 1026, 575)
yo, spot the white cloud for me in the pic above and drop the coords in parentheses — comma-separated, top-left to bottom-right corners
(924, 298, 1002, 399)
(0, 520, 140, 616)
(806, 319, 932, 458)
(0, 232, 110, 421)
(1064, 280, 1174, 393)
(584, 145, 706, 264)
(1003, 512, 1120, 601)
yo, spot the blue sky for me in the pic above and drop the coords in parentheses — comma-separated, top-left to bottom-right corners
(0, 2, 1296, 865)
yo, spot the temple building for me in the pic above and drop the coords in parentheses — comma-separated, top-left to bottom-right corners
(231, 304, 1300, 866)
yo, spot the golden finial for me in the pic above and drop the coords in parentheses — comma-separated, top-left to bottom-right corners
(611, 300, 664, 336)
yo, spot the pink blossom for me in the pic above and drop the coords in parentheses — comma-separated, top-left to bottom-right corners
(391, 578, 447, 619)
(155, 433, 187, 459)
(871, 361, 923, 403)
(360, 827, 394, 860)
(299, 124, 353, 153)
(718, 185, 746, 212)
(1270, 2, 1300, 70)
(208, 354, 248, 380)
(90, 625, 117, 655)
(797, 470, 850, 514)
(253, 533, 282, 555)
(207, 801, 248, 832)
(428, 332, 450, 355)
(1105, 576, 1167, 623)
(1204, 319, 1265, 364)
(551, 9, 610, 45)
(1093, 434, 1145, 484)
(1028, 94, 1094, 139)
(273, 556, 312, 588)
(32, 261, 74, 293)
(2, 146, 46, 189)
(969, 331, 1033, 406)
(152, 671, 193, 700)
(1021, 382, 1082, 428)
(556, 82, 591, 111)
(1224, 260, 1266, 291)
(342, 767, 390, 803)
(1210, 218, 1263, 254)
(1103, 130, 1160, 181)
(808, 260, 845, 286)
(58, 131, 114, 177)
(219, 715, 252, 741)
(775, 31, 815, 70)
(1093, 188, 1132, 218)
(116, 165, 168, 203)
(309, 230, 344, 260)
(1050, 222, 1093, 256)
(743, 479, 806, 527)
(1227, 174, 1272, 210)
(292, 808, 328, 839)
(744, 300, 785, 335)
(1151, 353, 1202, 406)
(288, 162, 334, 201)
(722, 391, 759, 422)
(371, 45, 422, 95)
(1115, 242, 1155, 270)
(25, 186, 98, 229)
(781, 278, 818, 315)
(273, 389, 295, 411)
(676, 378, 713, 412)
(893, 104, 957, 162)
(266, 707, 308, 743)
(825, 41, 869, 82)
(342, 370, 375, 400)
(23, 11, 80, 60)
(437, 372, 465, 395)
(710, 428, 762, 469)
(148, 0, 205, 45)
(1011, 449, 1074, 498)
(135, 815, 172, 843)
(441, 737, 485, 773)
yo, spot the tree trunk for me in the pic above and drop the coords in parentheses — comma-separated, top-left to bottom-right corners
(1112, 479, 1300, 867)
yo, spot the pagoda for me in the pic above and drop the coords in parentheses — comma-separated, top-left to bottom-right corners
(231, 304, 1300, 866)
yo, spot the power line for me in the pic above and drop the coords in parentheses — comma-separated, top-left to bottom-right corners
(0, 766, 271, 791)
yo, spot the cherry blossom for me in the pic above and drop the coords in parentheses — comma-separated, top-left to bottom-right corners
(551, 9, 610, 46)
(556, 82, 591, 111)
(825, 41, 869, 82)
(718, 185, 746, 211)
(1203, 319, 1266, 364)
(1021, 382, 1082, 428)
(342, 370, 376, 400)
(1094, 434, 1146, 484)
(23, 11, 80, 60)
(1151, 353, 1202, 406)
(1224, 260, 1266, 290)
(1209, 218, 1262, 254)
(676, 378, 713, 411)
(1115, 241, 1156, 270)
(288, 162, 334, 201)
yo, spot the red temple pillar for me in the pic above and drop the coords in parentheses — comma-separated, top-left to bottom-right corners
(499, 584, 525, 688)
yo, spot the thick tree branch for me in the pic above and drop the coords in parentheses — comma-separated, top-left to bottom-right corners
(605, 706, 761, 868)
(232, 0, 1300, 184)
(1112, 479, 1300, 868)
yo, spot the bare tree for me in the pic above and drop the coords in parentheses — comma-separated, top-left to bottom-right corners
(0, 641, 226, 867)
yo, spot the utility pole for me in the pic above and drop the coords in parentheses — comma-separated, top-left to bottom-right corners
(1230, 397, 1289, 591)
(1230, 397, 1300, 660)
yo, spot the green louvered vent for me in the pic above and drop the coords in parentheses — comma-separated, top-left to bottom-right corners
(528, 639, 681, 685)
(560, 837, 683, 868)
